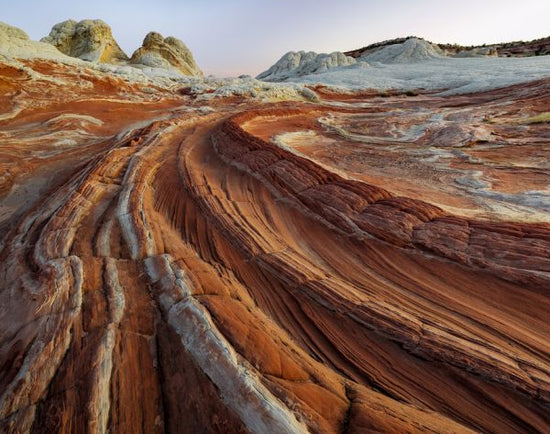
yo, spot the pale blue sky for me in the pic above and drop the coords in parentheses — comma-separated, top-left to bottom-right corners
(2, 0, 549, 76)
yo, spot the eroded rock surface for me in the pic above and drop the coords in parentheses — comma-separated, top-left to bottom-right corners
(0, 38, 549, 434)
(41, 19, 129, 63)
(130, 31, 203, 76)
(257, 51, 356, 81)
(358, 37, 444, 63)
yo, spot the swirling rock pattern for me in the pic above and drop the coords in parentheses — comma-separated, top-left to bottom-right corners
(0, 56, 549, 433)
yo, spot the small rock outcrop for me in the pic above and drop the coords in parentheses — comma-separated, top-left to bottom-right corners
(257, 51, 356, 81)
(41, 19, 129, 63)
(130, 32, 203, 76)
(360, 37, 444, 63)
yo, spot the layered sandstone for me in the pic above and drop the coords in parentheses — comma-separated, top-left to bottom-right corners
(1, 26, 550, 434)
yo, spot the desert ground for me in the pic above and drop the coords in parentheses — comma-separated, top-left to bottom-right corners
(1, 20, 549, 433)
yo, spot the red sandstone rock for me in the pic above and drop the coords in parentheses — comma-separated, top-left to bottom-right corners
(0, 55, 549, 434)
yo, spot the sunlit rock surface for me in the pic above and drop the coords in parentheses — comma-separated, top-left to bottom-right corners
(130, 31, 203, 77)
(41, 19, 129, 63)
(0, 28, 550, 434)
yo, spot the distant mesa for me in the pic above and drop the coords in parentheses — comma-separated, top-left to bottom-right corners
(130, 31, 203, 76)
(257, 51, 356, 81)
(41, 19, 129, 63)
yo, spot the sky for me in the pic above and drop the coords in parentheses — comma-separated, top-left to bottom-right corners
(2, 0, 549, 76)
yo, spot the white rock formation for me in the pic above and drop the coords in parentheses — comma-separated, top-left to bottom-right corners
(130, 32, 203, 76)
(360, 38, 444, 63)
(257, 51, 356, 81)
(0, 21, 29, 41)
(0, 21, 75, 61)
(261, 54, 550, 95)
(41, 19, 129, 63)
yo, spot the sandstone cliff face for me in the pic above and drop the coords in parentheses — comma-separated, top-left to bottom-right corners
(130, 31, 203, 76)
(41, 19, 129, 63)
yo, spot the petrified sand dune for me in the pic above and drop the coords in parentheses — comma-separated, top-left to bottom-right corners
(358, 38, 445, 63)
(36, 20, 203, 78)
(130, 31, 203, 76)
(41, 19, 129, 63)
(257, 51, 356, 81)
(0, 41, 549, 434)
